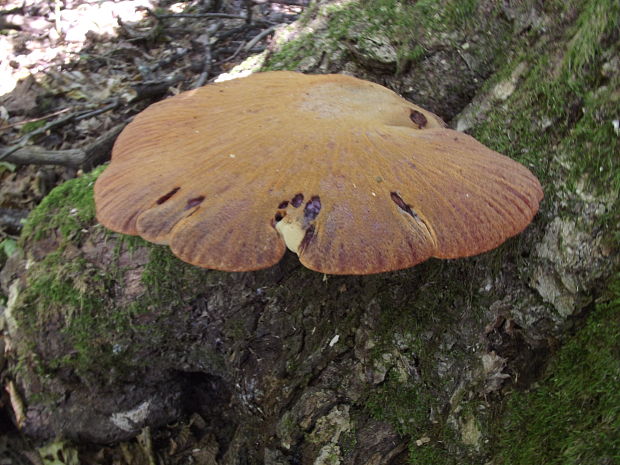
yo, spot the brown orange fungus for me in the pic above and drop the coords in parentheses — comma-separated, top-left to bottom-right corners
(94, 71, 543, 274)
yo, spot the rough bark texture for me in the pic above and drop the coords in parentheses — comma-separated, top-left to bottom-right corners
(1, 1, 618, 464)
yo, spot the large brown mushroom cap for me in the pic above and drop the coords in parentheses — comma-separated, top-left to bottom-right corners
(94, 71, 543, 274)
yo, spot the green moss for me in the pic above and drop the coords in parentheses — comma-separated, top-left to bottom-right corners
(565, 0, 620, 72)
(18, 244, 160, 380)
(364, 369, 473, 464)
(140, 245, 206, 305)
(20, 120, 47, 134)
(371, 258, 489, 361)
(263, 0, 491, 72)
(260, 30, 316, 71)
(339, 429, 357, 455)
(20, 166, 104, 245)
(12, 168, 145, 379)
(365, 371, 435, 437)
(14, 243, 134, 380)
(471, 0, 620, 205)
(493, 276, 620, 464)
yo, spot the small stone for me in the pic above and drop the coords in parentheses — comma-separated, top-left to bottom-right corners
(415, 436, 431, 446)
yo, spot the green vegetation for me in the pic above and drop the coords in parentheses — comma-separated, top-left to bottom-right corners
(20, 120, 47, 134)
(14, 168, 151, 378)
(471, 0, 620, 207)
(13, 168, 125, 378)
(15, 241, 134, 380)
(365, 371, 456, 464)
(20, 165, 103, 244)
(264, 0, 488, 72)
(493, 276, 620, 464)
(0, 161, 16, 173)
(365, 373, 434, 436)
(12, 167, 226, 381)
(0, 238, 17, 257)
(565, 0, 620, 72)
(0, 238, 17, 305)
(8, 153, 264, 381)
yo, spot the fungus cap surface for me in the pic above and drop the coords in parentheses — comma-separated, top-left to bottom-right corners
(94, 71, 543, 274)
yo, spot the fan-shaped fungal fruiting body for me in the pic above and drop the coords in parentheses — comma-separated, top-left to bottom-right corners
(94, 71, 543, 274)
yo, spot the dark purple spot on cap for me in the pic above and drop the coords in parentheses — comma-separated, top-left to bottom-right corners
(156, 187, 180, 205)
(390, 192, 418, 219)
(410, 109, 427, 129)
(291, 193, 304, 208)
(278, 200, 289, 209)
(185, 195, 205, 210)
(275, 211, 285, 222)
(304, 195, 321, 221)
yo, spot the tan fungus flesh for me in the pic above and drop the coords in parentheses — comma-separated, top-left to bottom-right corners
(94, 71, 543, 274)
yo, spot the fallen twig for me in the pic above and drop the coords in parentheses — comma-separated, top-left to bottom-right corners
(194, 34, 213, 88)
(0, 112, 75, 161)
(0, 101, 121, 162)
(117, 17, 153, 41)
(145, 8, 276, 26)
(149, 11, 248, 21)
(132, 74, 186, 101)
(254, 0, 309, 5)
(0, 123, 126, 169)
(75, 99, 120, 121)
(216, 23, 265, 41)
(244, 24, 277, 51)
(150, 47, 190, 73)
(244, 0, 253, 24)
(0, 108, 71, 132)
(216, 40, 247, 64)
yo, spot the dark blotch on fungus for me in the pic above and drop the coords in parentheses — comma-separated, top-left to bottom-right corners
(185, 196, 205, 210)
(304, 196, 321, 221)
(390, 192, 418, 219)
(156, 187, 180, 205)
(410, 109, 428, 128)
(291, 193, 304, 208)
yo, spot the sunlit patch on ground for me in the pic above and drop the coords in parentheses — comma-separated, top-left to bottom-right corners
(0, 0, 153, 96)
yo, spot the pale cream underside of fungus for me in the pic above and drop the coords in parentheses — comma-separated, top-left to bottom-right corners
(94, 71, 543, 274)
(275, 218, 305, 254)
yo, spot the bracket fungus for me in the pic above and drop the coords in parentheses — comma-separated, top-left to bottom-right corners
(94, 71, 543, 274)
